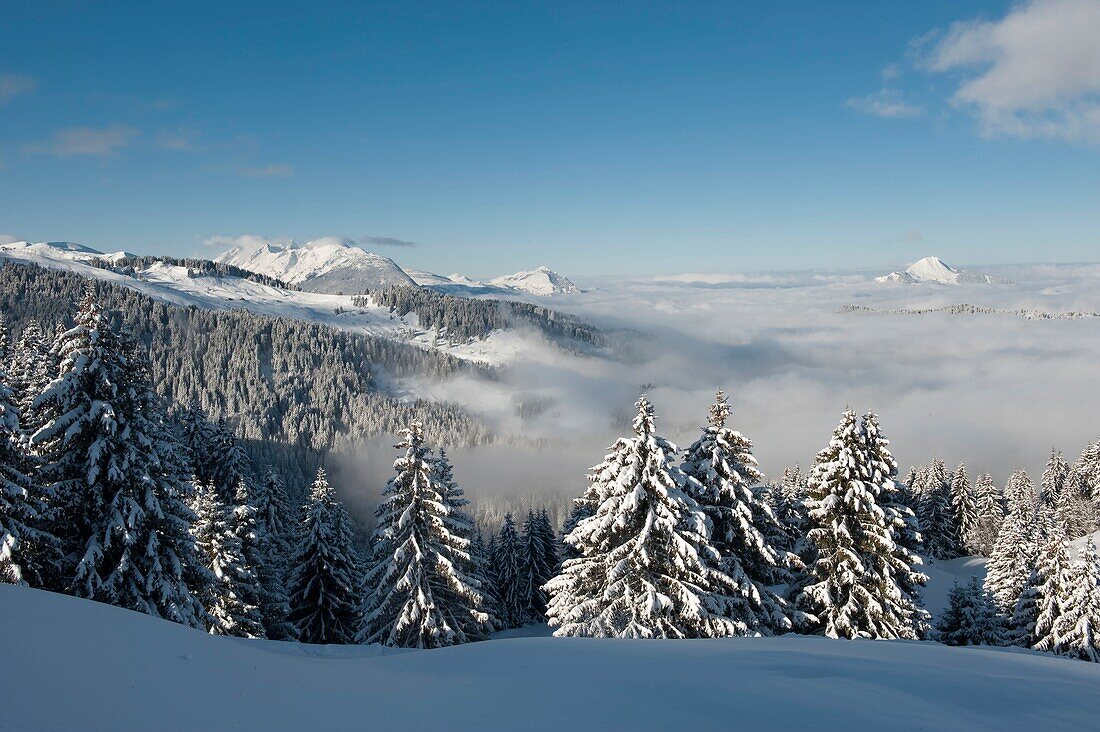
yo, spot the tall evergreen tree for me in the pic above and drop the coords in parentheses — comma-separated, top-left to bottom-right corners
(287, 468, 363, 644)
(361, 426, 487, 647)
(935, 578, 1010, 647)
(679, 390, 800, 634)
(950, 463, 977, 555)
(969, 473, 1004, 557)
(986, 470, 1040, 612)
(1013, 530, 1073, 651)
(518, 509, 558, 624)
(860, 411, 929, 637)
(918, 459, 958, 560)
(797, 409, 923, 640)
(493, 513, 525, 628)
(250, 467, 297, 640)
(192, 481, 265, 638)
(547, 396, 744, 639)
(8, 320, 53, 430)
(0, 350, 56, 586)
(1041, 449, 1069, 509)
(1055, 540, 1100, 662)
(30, 296, 206, 626)
(1056, 465, 1095, 540)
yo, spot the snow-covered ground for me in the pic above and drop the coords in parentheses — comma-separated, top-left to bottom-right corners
(3, 582, 1098, 731)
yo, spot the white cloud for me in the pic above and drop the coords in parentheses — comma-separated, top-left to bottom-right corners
(921, 0, 1100, 142)
(236, 163, 294, 178)
(155, 128, 199, 151)
(0, 73, 36, 106)
(23, 124, 139, 157)
(358, 235, 418, 248)
(847, 89, 924, 119)
(202, 234, 295, 252)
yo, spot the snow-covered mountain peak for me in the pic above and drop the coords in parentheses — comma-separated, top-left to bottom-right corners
(215, 236, 415, 294)
(490, 266, 578, 295)
(875, 256, 1006, 285)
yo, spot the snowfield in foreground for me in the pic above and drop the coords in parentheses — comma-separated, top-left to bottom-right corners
(3, 585, 1099, 731)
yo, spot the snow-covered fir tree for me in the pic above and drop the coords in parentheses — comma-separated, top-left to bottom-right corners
(546, 396, 747, 639)
(1056, 464, 1095, 540)
(1055, 539, 1100, 662)
(30, 296, 207, 626)
(935, 578, 1010, 647)
(249, 467, 297, 640)
(774, 464, 807, 540)
(361, 426, 487, 647)
(0, 352, 55, 586)
(860, 411, 929, 637)
(1041, 448, 1069, 509)
(493, 513, 525, 628)
(519, 509, 559, 624)
(950, 463, 978, 555)
(797, 409, 924, 640)
(287, 468, 363, 644)
(986, 469, 1040, 612)
(192, 480, 265, 638)
(678, 389, 801, 634)
(470, 527, 501, 628)
(1013, 529, 1073, 651)
(7, 320, 54, 433)
(917, 459, 958, 561)
(969, 473, 1004, 557)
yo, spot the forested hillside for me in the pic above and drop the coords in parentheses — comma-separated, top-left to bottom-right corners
(0, 262, 493, 456)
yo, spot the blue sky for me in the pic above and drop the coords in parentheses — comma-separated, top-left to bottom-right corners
(1, 0, 1098, 277)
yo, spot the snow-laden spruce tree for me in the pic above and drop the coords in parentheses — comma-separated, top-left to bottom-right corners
(969, 473, 1004, 557)
(950, 463, 977, 555)
(1070, 441, 1100, 505)
(31, 297, 206, 626)
(678, 390, 801, 634)
(0, 356, 56, 586)
(918, 459, 958, 561)
(493, 513, 525, 628)
(546, 395, 745, 639)
(8, 320, 54, 433)
(1055, 539, 1100, 662)
(1041, 449, 1069, 509)
(287, 468, 363, 644)
(361, 425, 487, 647)
(250, 467, 297, 640)
(986, 469, 1040, 612)
(470, 527, 502, 628)
(1056, 469, 1095, 540)
(519, 509, 559, 624)
(192, 480, 265, 638)
(773, 464, 807, 540)
(860, 411, 929, 636)
(797, 409, 924, 640)
(935, 578, 1010, 647)
(1014, 529, 1073, 650)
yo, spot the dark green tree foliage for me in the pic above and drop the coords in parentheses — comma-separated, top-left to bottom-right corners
(361, 426, 487, 647)
(30, 295, 207, 626)
(192, 480, 265, 638)
(935, 578, 1010, 647)
(950, 463, 978, 555)
(250, 467, 297, 640)
(519, 509, 559, 624)
(918, 459, 958, 561)
(287, 468, 363, 644)
(493, 513, 525, 629)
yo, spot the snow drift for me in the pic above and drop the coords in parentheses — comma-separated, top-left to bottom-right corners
(2, 583, 1099, 731)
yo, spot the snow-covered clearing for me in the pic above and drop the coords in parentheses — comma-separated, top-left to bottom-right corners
(2, 583, 1097, 731)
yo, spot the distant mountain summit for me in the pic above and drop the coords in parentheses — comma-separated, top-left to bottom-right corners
(875, 256, 1007, 285)
(215, 237, 415, 294)
(489, 266, 579, 295)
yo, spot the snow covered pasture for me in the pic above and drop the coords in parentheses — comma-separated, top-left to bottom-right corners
(4, 583, 1099, 731)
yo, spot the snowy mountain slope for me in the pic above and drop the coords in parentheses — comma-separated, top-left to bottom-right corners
(215, 236, 416, 293)
(0, 239, 135, 263)
(0, 241, 518, 364)
(875, 256, 1008, 285)
(3, 584, 1099, 732)
(490, 266, 579, 295)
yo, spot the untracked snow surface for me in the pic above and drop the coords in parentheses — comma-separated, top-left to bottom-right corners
(3, 585, 1099, 731)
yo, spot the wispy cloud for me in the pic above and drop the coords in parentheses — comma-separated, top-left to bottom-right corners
(918, 0, 1100, 143)
(847, 89, 924, 119)
(22, 124, 139, 157)
(155, 127, 201, 152)
(0, 72, 36, 106)
(202, 234, 295, 251)
(236, 163, 294, 178)
(358, 235, 418, 248)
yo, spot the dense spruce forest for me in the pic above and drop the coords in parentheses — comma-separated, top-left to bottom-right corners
(0, 262, 493, 462)
(358, 285, 606, 348)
